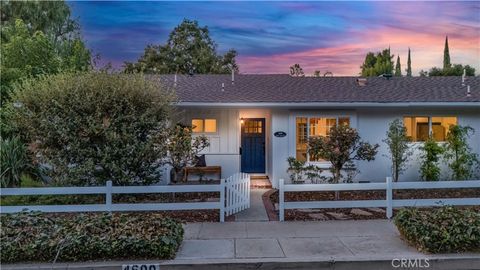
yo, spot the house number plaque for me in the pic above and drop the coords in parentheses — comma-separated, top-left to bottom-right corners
(274, 131, 287, 137)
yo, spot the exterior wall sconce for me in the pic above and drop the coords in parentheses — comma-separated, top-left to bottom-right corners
(240, 118, 244, 125)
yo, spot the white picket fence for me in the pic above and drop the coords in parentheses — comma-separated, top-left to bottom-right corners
(279, 177, 480, 221)
(1, 180, 226, 222)
(225, 172, 250, 216)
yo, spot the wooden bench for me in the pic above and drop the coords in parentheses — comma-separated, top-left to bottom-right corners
(183, 166, 221, 182)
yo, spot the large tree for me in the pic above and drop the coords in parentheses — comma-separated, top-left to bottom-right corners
(124, 19, 238, 74)
(405, 48, 412, 77)
(443, 36, 451, 69)
(395, 55, 402, 76)
(360, 48, 394, 76)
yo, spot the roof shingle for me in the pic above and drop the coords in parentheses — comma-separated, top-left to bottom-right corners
(150, 74, 480, 103)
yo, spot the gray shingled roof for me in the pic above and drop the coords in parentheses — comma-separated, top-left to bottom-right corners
(151, 74, 480, 103)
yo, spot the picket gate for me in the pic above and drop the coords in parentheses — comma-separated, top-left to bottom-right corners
(225, 173, 250, 216)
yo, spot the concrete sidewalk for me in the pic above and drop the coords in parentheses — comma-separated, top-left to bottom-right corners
(178, 220, 418, 260)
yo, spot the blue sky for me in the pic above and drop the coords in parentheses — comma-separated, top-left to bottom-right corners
(69, 1, 480, 75)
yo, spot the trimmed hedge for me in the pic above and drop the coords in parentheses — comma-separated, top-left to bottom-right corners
(1, 212, 184, 263)
(394, 206, 480, 253)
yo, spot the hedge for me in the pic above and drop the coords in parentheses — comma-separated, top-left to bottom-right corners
(394, 206, 480, 253)
(1, 211, 184, 263)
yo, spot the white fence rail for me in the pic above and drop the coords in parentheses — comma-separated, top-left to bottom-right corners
(225, 172, 250, 216)
(279, 177, 480, 221)
(1, 180, 226, 222)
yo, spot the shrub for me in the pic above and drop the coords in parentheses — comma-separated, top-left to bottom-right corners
(165, 123, 209, 183)
(0, 136, 30, 187)
(383, 119, 412, 182)
(443, 125, 479, 180)
(394, 206, 480, 253)
(308, 125, 379, 184)
(0, 212, 184, 263)
(419, 136, 443, 181)
(11, 72, 174, 186)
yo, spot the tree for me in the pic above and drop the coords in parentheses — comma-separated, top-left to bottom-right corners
(289, 64, 304, 77)
(443, 36, 451, 69)
(395, 55, 402, 76)
(443, 125, 479, 180)
(124, 19, 238, 74)
(308, 125, 379, 184)
(360, 48, 394, 76)
(165, 124, 209, 183)
(406, 48, 412, 77)
(11, 73, 174, 186)
(428, 64, 475, 76)
(383, 119, 412, 182)
(419, 137, 444, 181)
(419, 70, 428, 77)
(313, 70, 321, 77)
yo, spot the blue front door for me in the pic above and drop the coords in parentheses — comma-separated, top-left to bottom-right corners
(241, 118, 266, 173)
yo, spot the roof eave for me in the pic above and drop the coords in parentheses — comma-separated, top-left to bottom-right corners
(176, 101, 480, 108)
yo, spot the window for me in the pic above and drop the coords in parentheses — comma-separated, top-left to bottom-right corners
(192, 118, 217, 133)
(296, 116, 350, 162)
(404, 116, 457, 142)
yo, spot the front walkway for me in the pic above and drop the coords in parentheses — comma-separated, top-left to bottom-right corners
(234, 188, 269, 221)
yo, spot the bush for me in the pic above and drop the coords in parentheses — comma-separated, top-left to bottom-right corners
(419, 136, 444, 181)
(0, 136, 30, 187)
(0, 212, 184, 263)
(11, 72, 174, 186)
(394, 206, 480, 253)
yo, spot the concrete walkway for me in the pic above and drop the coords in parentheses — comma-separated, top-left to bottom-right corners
(234, 188, 269, 221)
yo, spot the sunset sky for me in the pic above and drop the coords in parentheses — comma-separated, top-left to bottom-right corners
(69, 1, 480, 76)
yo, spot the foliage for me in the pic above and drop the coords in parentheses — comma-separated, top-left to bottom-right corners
(394, 55, 402, 76)
(419, 137, 444, 181)
(383, 119, 412, 182)
(313, 70, 321, 77)
(289, 64, 304, 77)
(360, 48, 394, 76)
(443, 125, 479, 180)
(0, 136, 30, 187)
(443, 36, 451, 69)
(286, 157, 324, 184)
(0, 212, 184, 263)
(394, 206, 480, 253)
(124, 19, 238, 74)
(428, 64, 475, 76)
(165, 124, 209, 182)
(308, 125, 379, 183)
(405, 48, 412, 77)
(11, 72, 174, 186)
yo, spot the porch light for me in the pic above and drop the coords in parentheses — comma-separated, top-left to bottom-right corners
(240, 118, 244, 124)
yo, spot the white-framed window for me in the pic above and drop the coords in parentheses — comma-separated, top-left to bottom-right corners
(403, 116, 457, 142)
(296, 116, 350, 162)
(192, 118, 217, 133)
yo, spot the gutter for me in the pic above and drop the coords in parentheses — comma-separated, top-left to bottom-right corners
(176, 102, 480, 108)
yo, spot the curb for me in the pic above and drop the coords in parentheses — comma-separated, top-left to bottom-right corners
(3, 256, 480, 270)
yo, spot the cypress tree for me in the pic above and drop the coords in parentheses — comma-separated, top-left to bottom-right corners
(406, 48, 412, 77)
(395, 55, 402, 76)
(443, 36, 451, 69)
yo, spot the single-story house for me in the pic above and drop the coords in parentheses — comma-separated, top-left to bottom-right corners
(154, 74, 480, 187)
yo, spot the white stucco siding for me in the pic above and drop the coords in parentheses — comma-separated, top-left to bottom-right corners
(271, 109, 290, 188)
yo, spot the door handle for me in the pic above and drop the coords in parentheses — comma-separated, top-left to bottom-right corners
(239, 147, 242, 155)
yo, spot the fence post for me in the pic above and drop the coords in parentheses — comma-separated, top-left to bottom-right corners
(220, 179, 225, 222)
(106, 180, 112, 213)
(279, 179, 285, 221)
(386, 177, 393, 219)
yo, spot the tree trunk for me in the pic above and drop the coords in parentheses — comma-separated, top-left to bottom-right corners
(333, 167, 341, 200)
(170, 168, 185, 183)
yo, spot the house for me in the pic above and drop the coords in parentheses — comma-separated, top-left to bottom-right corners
(154, 74, 480, 187)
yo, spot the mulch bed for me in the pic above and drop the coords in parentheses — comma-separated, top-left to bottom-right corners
(268, 188, 480, 221)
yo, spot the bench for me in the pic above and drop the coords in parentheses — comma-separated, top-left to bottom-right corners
(183, 166, 221, 182)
